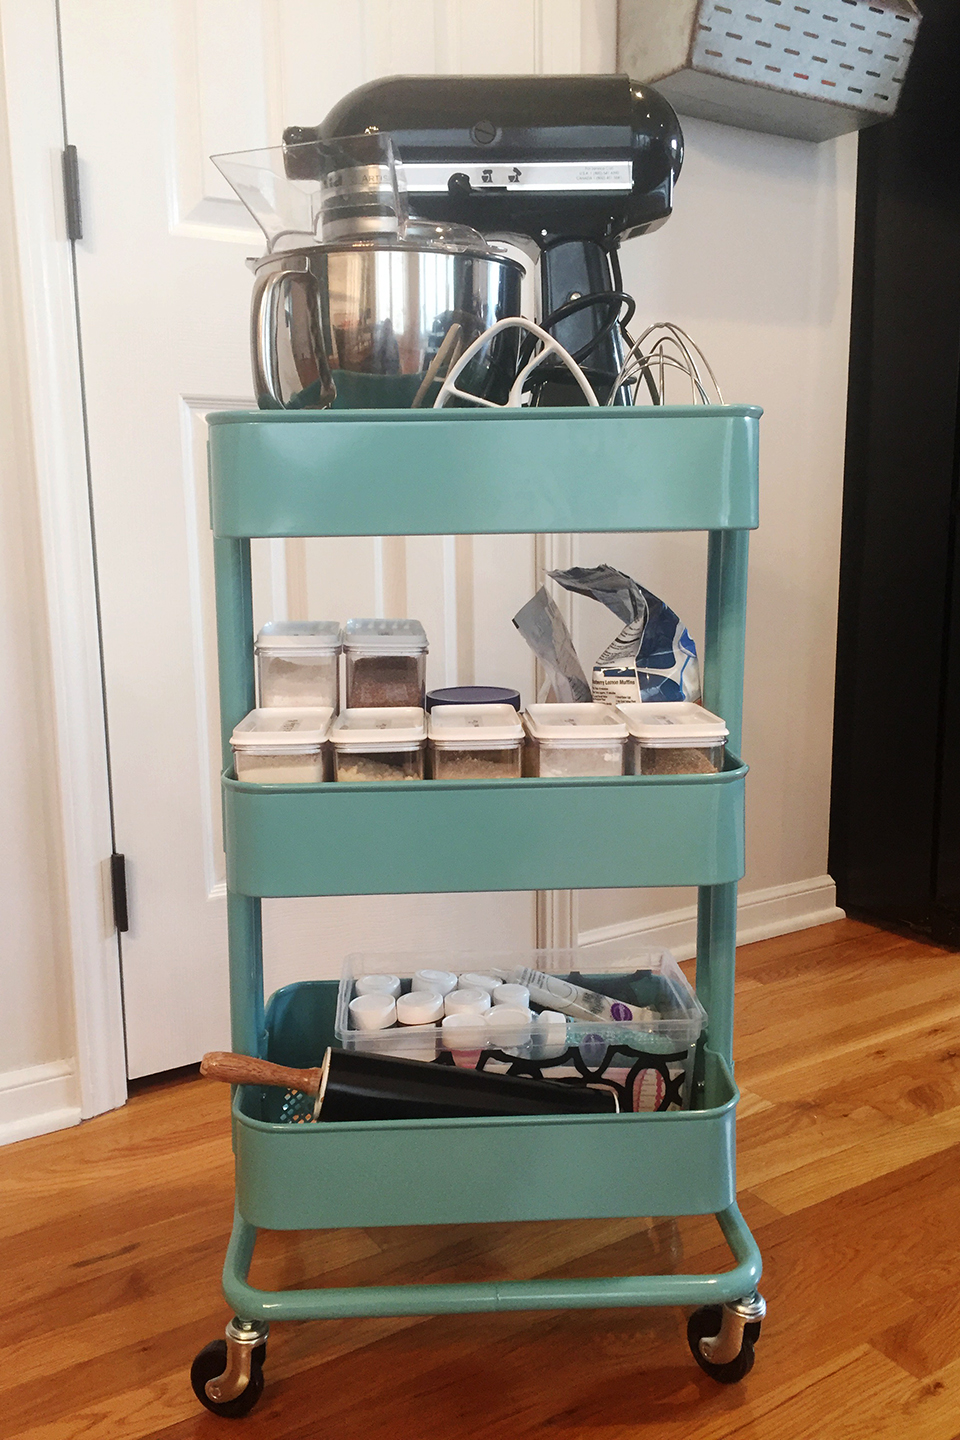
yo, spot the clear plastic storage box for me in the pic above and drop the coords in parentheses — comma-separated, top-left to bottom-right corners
(523, 703, 627, 778)
(335, 942, 706, 1111)
(231, 708, 333, 783)
(330, 707, 426, 781)
(428, 704, 524, 780)
(342, 618, 428, 708)
(255, 620, 341, 710)
(619, 702, 728, 776)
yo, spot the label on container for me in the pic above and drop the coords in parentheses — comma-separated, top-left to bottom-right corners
(591, 664, 640, 705)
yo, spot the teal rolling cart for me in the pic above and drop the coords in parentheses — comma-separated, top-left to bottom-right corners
(190, 405, 766, 1417)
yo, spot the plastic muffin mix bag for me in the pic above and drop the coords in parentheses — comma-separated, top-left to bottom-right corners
(513, 565, 700, 705)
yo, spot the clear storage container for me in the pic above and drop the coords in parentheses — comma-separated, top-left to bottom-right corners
(342, 618, 428, 708)
(428, 704, 523, 780)
(335, 941, 706, 1110)
(619, 702, 728, 776)
(523, 703, 627, 778)
(255, 620, 341, 709)
(331, 707, 426, 781)
(230, 707, 333, 783)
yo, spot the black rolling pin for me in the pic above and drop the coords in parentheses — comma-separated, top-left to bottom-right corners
(201, 1047, 619, 1121)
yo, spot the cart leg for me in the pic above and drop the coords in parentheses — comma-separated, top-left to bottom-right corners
(696, 881, 737, 1070)
(698, 1291, 766, 1366)
(205, 1316, 270, 1405)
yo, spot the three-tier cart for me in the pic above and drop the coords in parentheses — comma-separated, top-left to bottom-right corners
(190, 404, 765, 1416)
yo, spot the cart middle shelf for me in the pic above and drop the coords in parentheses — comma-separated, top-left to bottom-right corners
(222, 758, 747, 897)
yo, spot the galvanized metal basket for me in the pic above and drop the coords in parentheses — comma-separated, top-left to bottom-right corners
(618, 0, 920, 141)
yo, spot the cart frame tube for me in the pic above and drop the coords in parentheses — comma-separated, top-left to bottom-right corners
(222, 1203, 761, 1320)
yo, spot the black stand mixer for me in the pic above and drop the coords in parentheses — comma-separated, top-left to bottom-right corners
(215, 75, 682, 409)
(294, 74, 682, 405)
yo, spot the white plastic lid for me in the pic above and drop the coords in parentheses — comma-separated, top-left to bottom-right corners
(444, 987, 491, 1016)
(342, 618, 428, 654)
(428, 704, 524, 746)
(524, 703, 628, 743)
(256, 620, 341, 653)
(413, 968, 459, 996)
(231, 707, 333, 750)
(330, 707, 426, 748)
(618, 702, 728, 745)
(396, 990, 443, 1025)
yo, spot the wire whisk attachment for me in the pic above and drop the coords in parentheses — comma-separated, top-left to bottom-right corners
(608, 323, 723, 407)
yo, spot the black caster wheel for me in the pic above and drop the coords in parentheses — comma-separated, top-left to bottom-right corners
(190, 1338, 265, 1418)
(687, 1306, 760, 1384)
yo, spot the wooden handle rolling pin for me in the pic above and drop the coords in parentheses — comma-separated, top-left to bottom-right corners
(200, 1051, 322, 1096)
(202, 1047, 619, 1123)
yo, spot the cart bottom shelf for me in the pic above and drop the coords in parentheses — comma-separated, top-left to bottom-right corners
(232, 981, 739, 1230)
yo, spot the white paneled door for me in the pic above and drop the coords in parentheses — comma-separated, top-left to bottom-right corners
(59, 1, 613, 1076)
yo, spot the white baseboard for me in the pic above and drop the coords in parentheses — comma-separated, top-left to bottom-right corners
(578, 875, 845, 961)
(0, 1060, 81, 1145)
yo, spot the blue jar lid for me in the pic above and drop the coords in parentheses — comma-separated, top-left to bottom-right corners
(426, 685, 521, 712)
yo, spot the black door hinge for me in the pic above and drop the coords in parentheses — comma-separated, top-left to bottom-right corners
(62, 145, 83, 242)
(111, 852, 129, 933)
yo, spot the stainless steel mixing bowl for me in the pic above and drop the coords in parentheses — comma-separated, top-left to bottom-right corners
(251, 241, 525, 409)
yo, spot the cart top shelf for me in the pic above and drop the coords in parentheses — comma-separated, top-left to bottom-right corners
(207, 405, 760, 540)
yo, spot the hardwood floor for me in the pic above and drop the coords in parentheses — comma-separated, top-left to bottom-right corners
(3, 918, 960, 1439)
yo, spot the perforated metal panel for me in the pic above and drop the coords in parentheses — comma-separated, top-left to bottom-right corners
(692, 0, 916, 117)
(618, 0, 920, 140)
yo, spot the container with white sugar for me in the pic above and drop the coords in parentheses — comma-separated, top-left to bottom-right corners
(255, 620, 341, 710)
(522, 703, 627, 777)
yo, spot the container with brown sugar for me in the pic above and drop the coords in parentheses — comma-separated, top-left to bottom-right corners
(342, 618, 428, 708)
(619, 702, 728, 775)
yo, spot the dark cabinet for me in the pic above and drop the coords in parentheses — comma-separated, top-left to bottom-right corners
(830, 0, 960, 944)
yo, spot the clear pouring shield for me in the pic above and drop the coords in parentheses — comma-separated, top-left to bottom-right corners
(211, 132, 407, 253)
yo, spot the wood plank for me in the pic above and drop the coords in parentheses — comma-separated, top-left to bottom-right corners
(873, 1288, 960, 1381)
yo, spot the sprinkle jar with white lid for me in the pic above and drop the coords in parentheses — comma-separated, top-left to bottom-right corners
(230, 707, 333, 784)
(255, 620, 341, 710)
(523, 703, 627, 778)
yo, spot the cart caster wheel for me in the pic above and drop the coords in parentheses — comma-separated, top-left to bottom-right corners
(687, 1295, 764, 1384)
(190, 1339, 265, 1418)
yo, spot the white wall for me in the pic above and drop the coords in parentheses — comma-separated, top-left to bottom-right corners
(577, 116, 857, 952)
(0, 31, 81, 1142)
